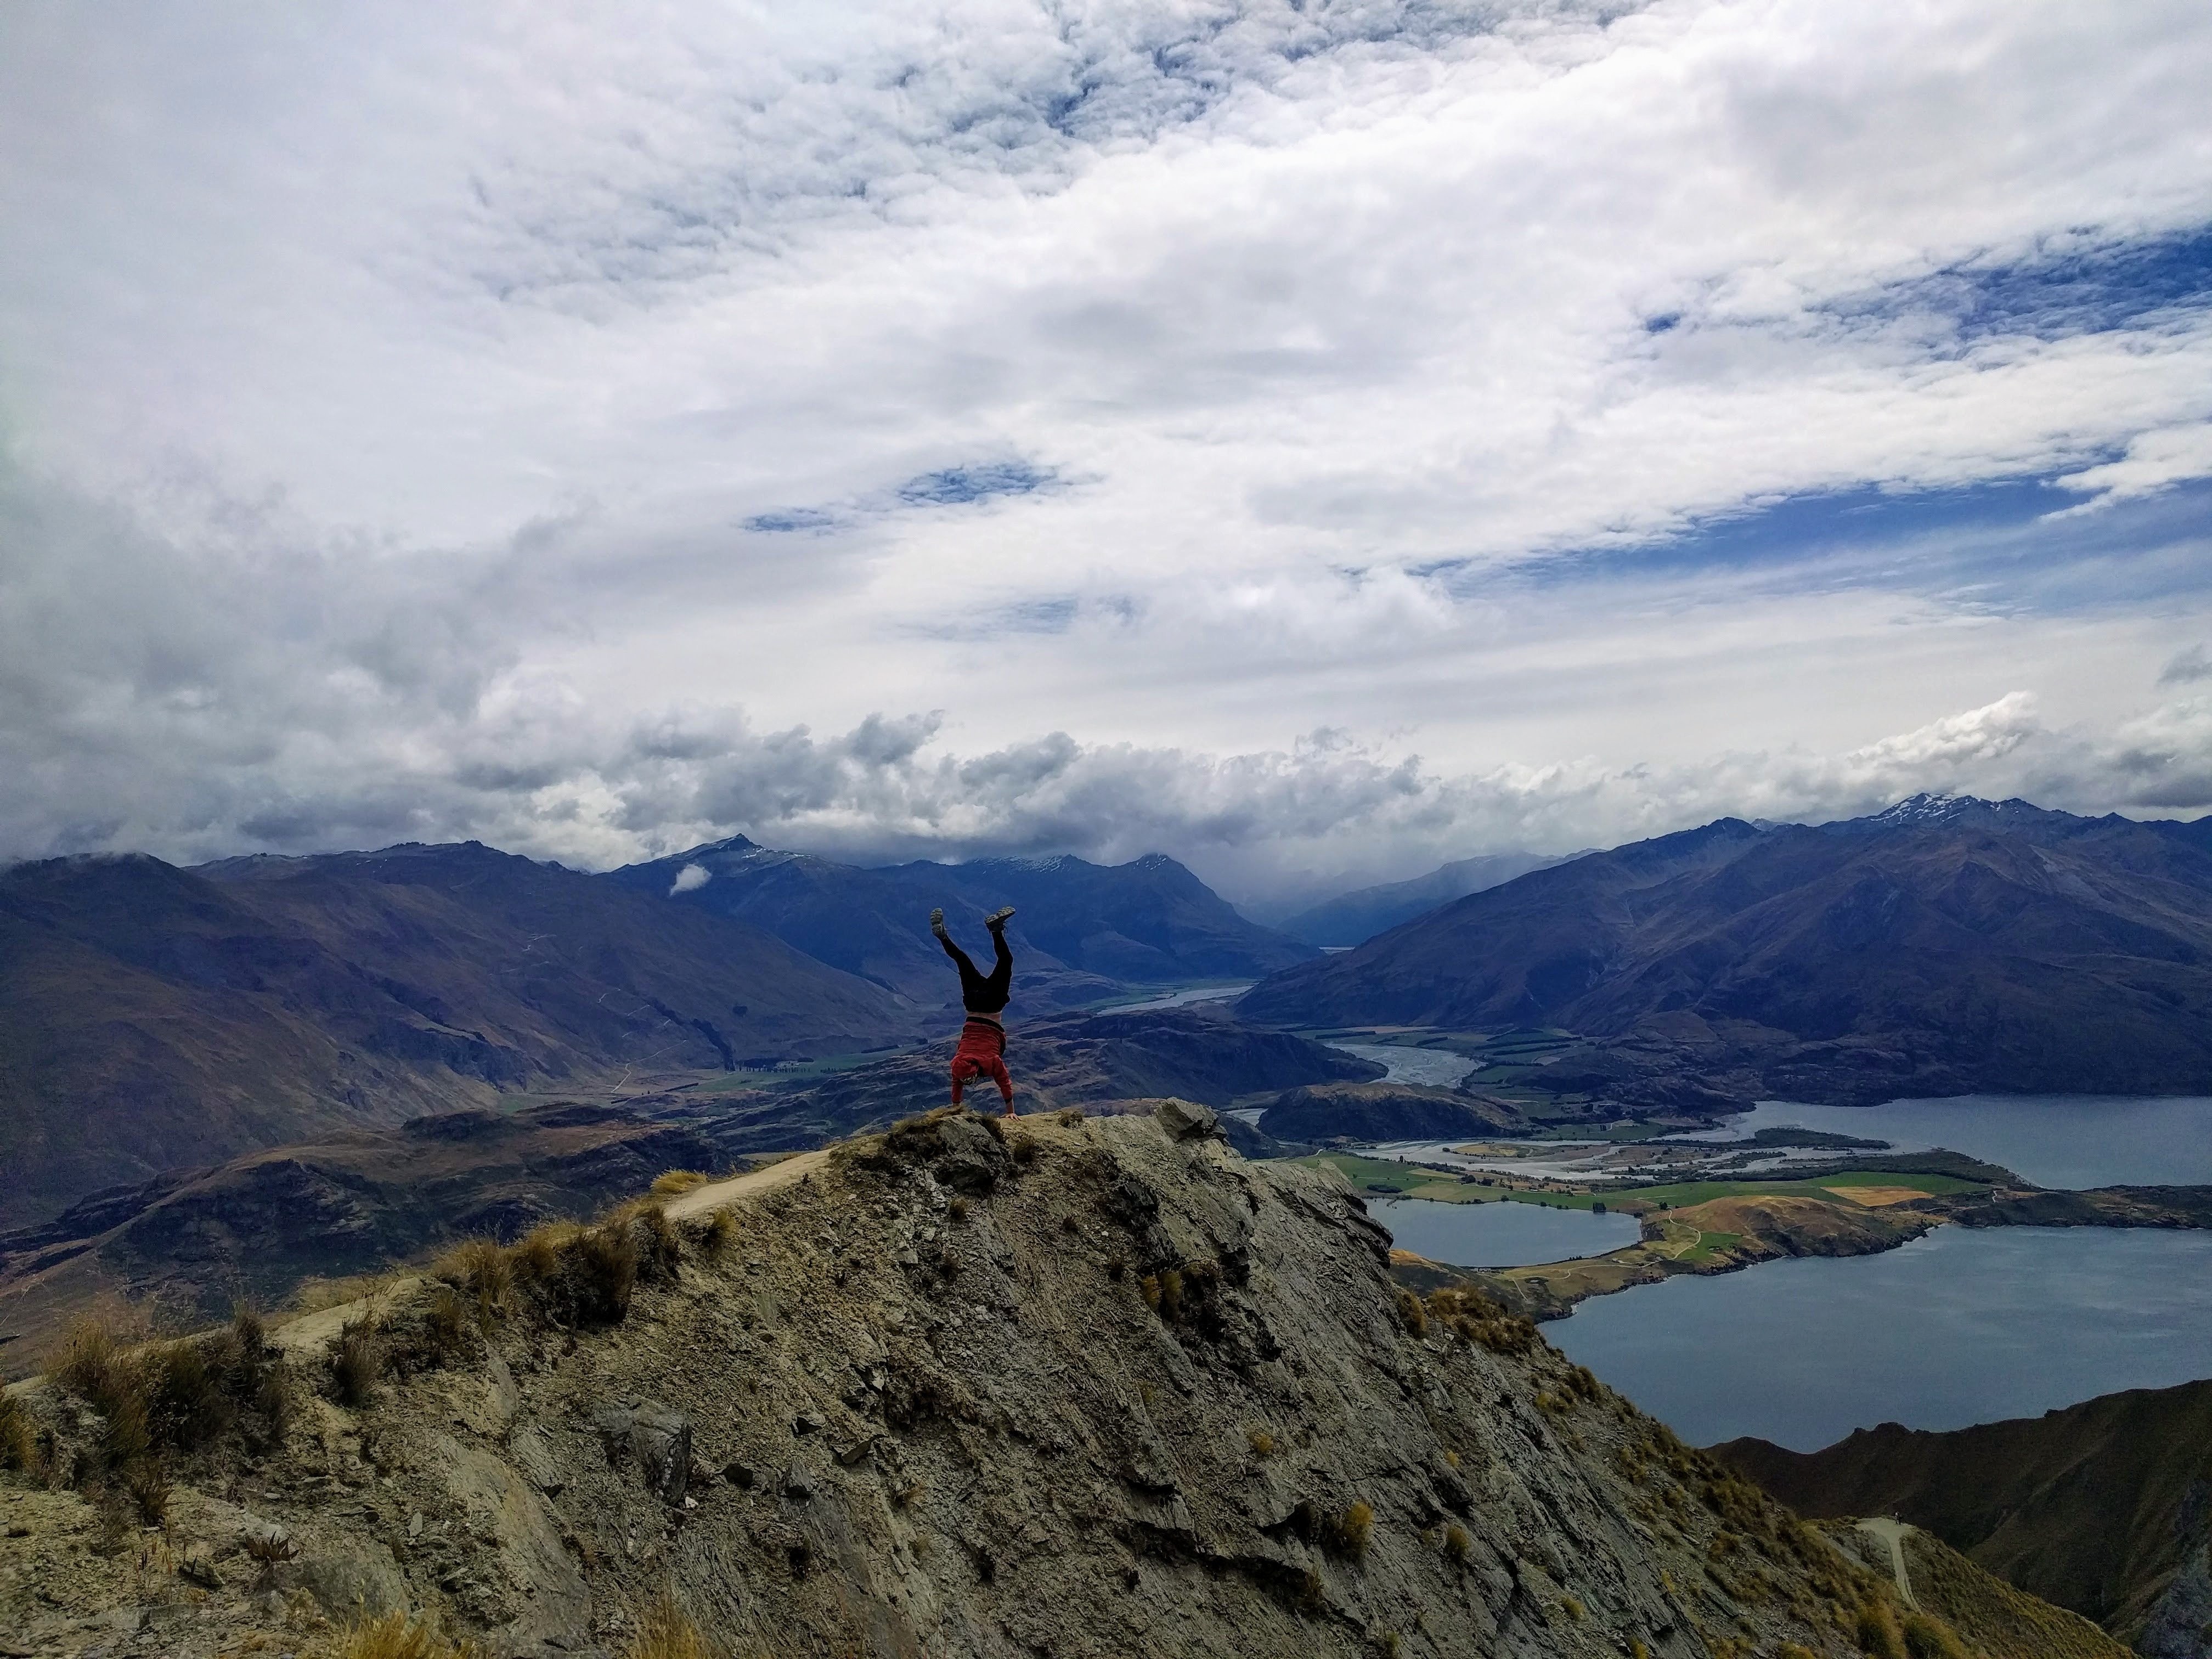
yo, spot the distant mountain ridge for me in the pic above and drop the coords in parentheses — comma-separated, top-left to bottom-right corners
(1238, 796, 2212, 1106)
(1276, 850, 1577, 946)
(0, 833, 1314, 1229)
(0, 843, 911, 1227)
(605, 837, 1316, 1006)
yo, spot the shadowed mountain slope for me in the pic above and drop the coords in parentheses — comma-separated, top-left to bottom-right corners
(1716, 1377, 2212, 1654)
(0, 1102, 723, 1373)
(0, 844, 911, 1227)
(605, 838, 1315, 1006)
(0, 1104, 2064, 1658)
(1239, 797, 2212, 1105)
(1277, 851, 1576, 947)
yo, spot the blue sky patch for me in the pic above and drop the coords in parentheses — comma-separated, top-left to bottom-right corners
(1471, 474, 2212, 619)
(742, 506, 840, 533)
(1831, 222, 2212, 346)
(896, 459, 1057, 506)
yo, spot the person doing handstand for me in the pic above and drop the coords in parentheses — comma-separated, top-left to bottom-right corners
(933, 904, 1017, 1114)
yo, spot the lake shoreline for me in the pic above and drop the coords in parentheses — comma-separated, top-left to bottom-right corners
(1389, 1181, 2212, 1322)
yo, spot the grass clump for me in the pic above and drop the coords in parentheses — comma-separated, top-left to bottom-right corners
(650, 1170, 710, 1198)
(435, 1238, 513, 1327)
(623, 1590, 715, 1659)
(1442, 1523, 1471, 1564)
(330, 1314, 387, 1408)
(1393, 1289, 1427, 1338)
(1248, 1427, 1277, 1457)
(512, 1221, 578, 1285)
(122, 1459, 169, 1525)
(701, 1207, 737, 1259)
(1323, 1499, 1375, 1560)
(1153, 1267, 1184, 1321)
(0, 1389, 37, 1472)
(629, 1201, 682, 1282)
(1422, 1286, 1538, 1356)
(1899, 1612, 1968, 1659)
(1855, 1599, 1907, 1659)
(318, 1611, 482, 1658)
(46, 1309, 288, 1522)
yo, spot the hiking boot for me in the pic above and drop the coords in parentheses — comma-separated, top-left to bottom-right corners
(929, 907, 950, 939)
(985, 906, 1015, 930)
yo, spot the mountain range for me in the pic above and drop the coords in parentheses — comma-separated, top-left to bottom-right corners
(606, 836, 1316, 1007)
(0, 844, 911, 1228)
(1239, 795, 2212, 1107)
(0, 838, 1316, 1229)
(1274, 850, 1576, 947)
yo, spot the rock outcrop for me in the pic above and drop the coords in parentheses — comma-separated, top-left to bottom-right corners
(2, 1106, 2039, 1657)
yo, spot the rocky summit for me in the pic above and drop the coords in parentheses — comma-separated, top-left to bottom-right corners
(2, 1104, 2051, 1658)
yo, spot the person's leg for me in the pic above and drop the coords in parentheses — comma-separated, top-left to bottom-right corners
(938, 930, 990, 1006)
(982, 921, 1013, 1007)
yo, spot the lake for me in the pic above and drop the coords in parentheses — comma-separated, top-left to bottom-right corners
(1370, 1195, 1641, 1267)
(1548, 1226, 2212, 1451)
(1686, 1093, 2212, 1188)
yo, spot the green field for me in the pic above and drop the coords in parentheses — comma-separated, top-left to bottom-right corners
(1297, 1150, 1987, 1213)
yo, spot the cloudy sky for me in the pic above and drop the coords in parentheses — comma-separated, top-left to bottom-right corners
(2, 0, 2208, 906)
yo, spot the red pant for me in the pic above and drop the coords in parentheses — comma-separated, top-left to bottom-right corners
(950, 1018, 1013, 1108)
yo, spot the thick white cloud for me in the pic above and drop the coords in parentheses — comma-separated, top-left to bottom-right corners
(1, 0, 2208, 899)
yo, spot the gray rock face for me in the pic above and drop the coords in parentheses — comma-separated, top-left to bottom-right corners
(592, 1400, 693, 1505)
(1152, 1096, 1222, 1141)
(298, 1540, 410, 1621)
(2140, 1538, 2212, 1658)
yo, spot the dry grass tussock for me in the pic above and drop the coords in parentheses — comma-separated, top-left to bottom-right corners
(650, 1169, 711, 1198)
(0, 1387, 38, 1472)
(434, 1239, 513, 1326)
(1421, 1286, 1539, 1356)
(317, 1612, 481, 1659)
(309, 1187, 726, 1409)
(33, 1307, 290, 1525)
(623, 1591, 718, 1659)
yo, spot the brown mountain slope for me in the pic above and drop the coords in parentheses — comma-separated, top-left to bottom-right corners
(1716, 1376, 2212, 1654)
(0, 1102, 726, 1373)
(1821, 1522, 2128, 1659)
(0, 845, 914, 1227)
(1239, 797, 2212, 1106)
(0, 1104, 2062, 1659)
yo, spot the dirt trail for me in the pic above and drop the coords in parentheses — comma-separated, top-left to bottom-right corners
(662, 1148, 831, 1219)
(1858, 1516, 1920, 1609)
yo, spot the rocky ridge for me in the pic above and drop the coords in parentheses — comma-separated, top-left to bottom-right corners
(1, 1104, 2055, 1658)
